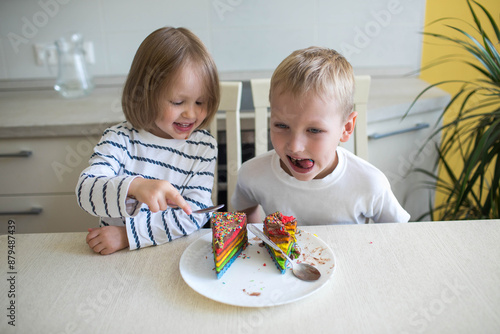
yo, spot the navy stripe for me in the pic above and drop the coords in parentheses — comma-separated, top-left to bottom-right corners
(131, 200, 140, 215)
(145, 209, 157, 246)
(171, 210, 187, 236)
(122, 170, 156, 179)
(103, 180, 110, 217)
(162, 211, 172, 242)
(188, 214, 201, 229)
(90, 161, 117, 173)
(77, 174, 92, 209)
(116, 177, 126, 216)
(89, 176, 105, 216)
(130, 218, 141, 249)
(185, 196, 207, 210)
(91, 152, 123, 171)
(110, 122, 139, 134)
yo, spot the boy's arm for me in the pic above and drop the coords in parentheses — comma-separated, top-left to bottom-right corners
(242, 205, 261, 223)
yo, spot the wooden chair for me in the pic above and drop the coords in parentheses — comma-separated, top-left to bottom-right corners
(209, 81, 242, 209)
(249, 75, 371, 160)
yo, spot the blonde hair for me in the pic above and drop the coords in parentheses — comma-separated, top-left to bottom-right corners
(122, 27, 220, 131)
(270, 46, 354, 120)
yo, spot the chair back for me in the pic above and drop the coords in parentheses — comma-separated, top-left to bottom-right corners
(209, 81, 242, 209)
(250, 75, 371, 160)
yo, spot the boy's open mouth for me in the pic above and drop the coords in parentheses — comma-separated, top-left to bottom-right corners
(288, 156, 314, 171)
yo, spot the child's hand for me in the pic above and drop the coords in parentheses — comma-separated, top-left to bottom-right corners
(128, 178, 192, 215)
(86, 226, 128, 255)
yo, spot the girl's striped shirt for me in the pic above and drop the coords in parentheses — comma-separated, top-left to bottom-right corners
(76, 121, 217, 250)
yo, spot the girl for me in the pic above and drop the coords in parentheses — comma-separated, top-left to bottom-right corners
(76, 27, 220, 255)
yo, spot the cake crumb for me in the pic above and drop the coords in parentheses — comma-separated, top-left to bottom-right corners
(243, 289, 261, 297)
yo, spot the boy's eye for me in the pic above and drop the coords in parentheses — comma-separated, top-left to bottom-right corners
(196, 101, 204, 106)
(309, 128, 323, 134)
(274, 123, 288, 129)
(170, 101, 183, 106)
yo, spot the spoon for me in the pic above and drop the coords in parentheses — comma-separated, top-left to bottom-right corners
(170, 204, 225, 214)
(247, 224, 321, 281)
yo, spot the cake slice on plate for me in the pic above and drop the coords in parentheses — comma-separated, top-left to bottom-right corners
(263, 211, 300, 274)
(212, 212, 248, 279)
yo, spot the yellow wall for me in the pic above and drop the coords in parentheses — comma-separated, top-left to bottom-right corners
(420, 0, 500, 91)
(419, 0, 500, 217)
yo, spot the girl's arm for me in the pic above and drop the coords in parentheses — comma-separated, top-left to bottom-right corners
(76, 127, 141, 219)
(127, 131, 218, 249)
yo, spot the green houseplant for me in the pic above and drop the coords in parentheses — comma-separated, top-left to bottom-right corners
(408, 0, 500, 221)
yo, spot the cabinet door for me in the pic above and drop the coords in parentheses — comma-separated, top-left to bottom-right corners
(0, 136, 98, 195)
(367, 109, 442, 221)
(0, 194, 98, 234)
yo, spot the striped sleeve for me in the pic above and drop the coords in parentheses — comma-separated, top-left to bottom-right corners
(75, 125, 142, 218)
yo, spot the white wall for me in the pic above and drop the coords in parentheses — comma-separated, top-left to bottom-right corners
(0, 0, 426, 81)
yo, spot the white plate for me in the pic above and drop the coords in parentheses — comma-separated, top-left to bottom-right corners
(179, 225, 335, 307)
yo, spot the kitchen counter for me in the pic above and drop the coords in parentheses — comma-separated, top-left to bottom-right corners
(0, 86, 124, 138)
(0, 76, 449, 139)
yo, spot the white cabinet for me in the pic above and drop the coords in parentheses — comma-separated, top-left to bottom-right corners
(0, 136, 99, 234)
(365, 78, 450, 221)
(367, 108, 442, 221)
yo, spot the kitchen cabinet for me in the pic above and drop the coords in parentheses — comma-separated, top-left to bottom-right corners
(363, 78, 449, 221)
(366, 108, 442, 221)
(0, 136, 99, 234)
(0, 85, 123, 234)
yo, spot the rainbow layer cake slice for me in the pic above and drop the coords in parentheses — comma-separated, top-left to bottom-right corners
(263, 211, 300, 274)
(212, 212, 248, 279)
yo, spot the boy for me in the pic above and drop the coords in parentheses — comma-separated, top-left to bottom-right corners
(231, 46, 410, 225)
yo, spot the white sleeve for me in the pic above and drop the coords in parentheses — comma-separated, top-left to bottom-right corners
(370, 177, 411, 223)
(75, 129, 142, 218)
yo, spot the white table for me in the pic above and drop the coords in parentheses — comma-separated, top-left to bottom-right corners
(1, 220, 499, 333)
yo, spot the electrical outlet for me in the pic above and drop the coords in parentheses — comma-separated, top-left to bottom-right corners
(34, 43, 57, 66)
(33, 41, 95, 66)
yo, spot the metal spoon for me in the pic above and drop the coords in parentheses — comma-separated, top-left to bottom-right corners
(170, 204, 225, 214)
(247, 224, 321, 281)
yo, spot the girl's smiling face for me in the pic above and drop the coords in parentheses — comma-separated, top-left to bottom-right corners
(270, 90, 356, 181)
(152, 63, 208, 139)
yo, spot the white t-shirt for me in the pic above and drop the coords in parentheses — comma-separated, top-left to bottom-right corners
(231, 147, 410, 225)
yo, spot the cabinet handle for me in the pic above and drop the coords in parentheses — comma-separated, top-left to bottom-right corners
(0, 150, 32, 158)
(368, 123, 430, 140)
(0, 207, 42, 216)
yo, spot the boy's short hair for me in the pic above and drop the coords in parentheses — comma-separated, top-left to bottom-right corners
(122, 27, 220, 131)
(270, 46, 354, 120)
